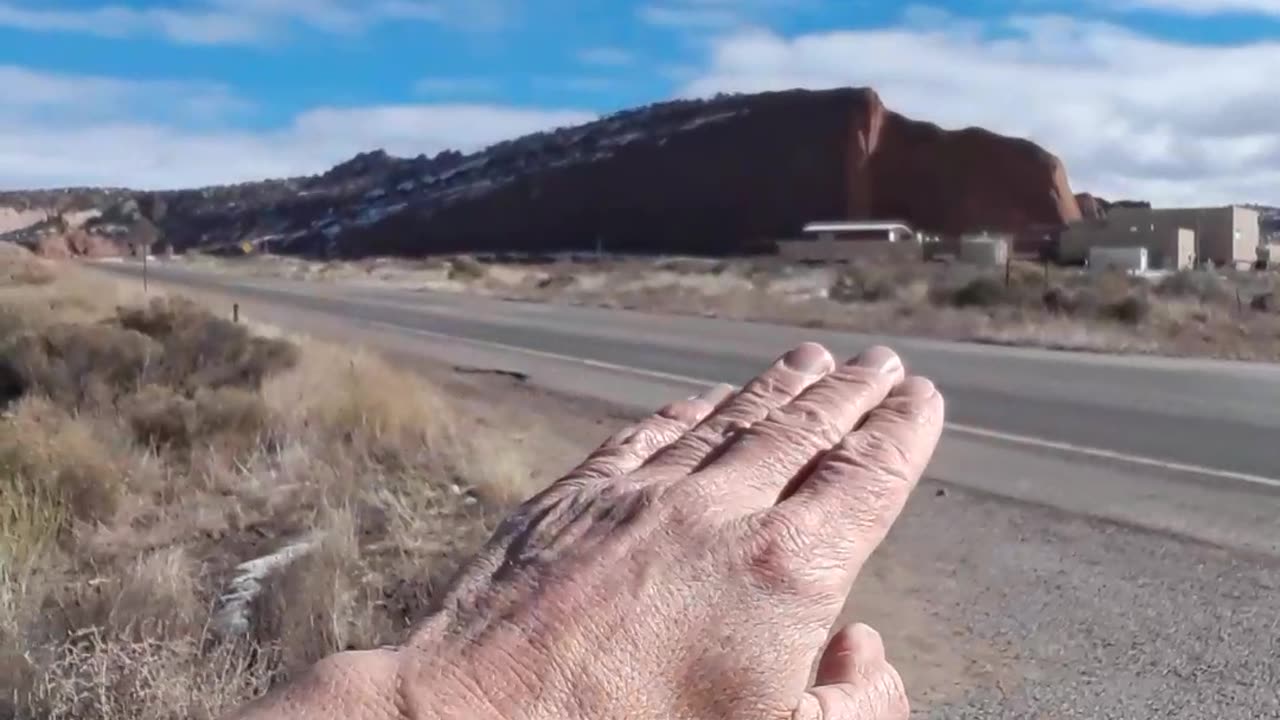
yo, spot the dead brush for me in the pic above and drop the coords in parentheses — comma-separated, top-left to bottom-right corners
(0, 397, 130, 563)
(27, 629, 279, 720)
(0, 266, 540, 720)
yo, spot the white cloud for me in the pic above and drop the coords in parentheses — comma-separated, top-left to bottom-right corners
(1109, 0, 1280, 15)
(0, 3, 266, 44)
(638, 3, 742, 29)
(638, 0, 826, 32)
(0, 0, 507, 45)
(0, 67, 593, 190)
(0, 65, 251, 126)
(680, 13, 1280, 205)
(414, 76, 500, 95)
(577, 47, 634, 66)
(531, 76, 616, 93)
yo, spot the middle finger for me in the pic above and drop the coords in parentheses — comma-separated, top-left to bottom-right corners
(690, 345, 904, 512)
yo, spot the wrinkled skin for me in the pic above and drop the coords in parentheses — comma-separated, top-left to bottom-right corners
(226, 342, 944, 720)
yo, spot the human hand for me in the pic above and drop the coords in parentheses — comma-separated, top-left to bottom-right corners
(227, 342, 944, 720)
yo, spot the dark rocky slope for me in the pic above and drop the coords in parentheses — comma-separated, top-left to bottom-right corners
(1, 87, 1084, 258)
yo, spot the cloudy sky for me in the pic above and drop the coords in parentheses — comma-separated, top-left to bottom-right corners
(2, 0, 1279, 205)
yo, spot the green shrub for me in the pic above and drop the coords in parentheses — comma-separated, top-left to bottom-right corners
(945, 276, 1009, 308)
(829, 265, 900, 303)
(1103, 293, 1153, 325)
(124, 385, 270, 451)
(1155, 270, 1233, 304)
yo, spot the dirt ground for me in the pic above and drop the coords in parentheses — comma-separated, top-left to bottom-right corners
(178, 252, 1280, 362)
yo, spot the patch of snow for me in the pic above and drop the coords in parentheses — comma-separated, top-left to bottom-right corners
(363, 188, 388, 201)
(601, 130, 646, 148)
(677, 109, 744, 132)
(354, 202, 408, 227)
(397, 180, 417, 193)
(437, 155, 488, 183)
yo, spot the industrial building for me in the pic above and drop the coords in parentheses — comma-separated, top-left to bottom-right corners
(1060, 205, 1260, 270)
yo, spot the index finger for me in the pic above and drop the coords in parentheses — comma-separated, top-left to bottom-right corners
(769, 376, 943, 591)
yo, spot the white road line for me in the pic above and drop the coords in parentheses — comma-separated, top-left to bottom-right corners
(942, 423, 1280, 489)
(369, 319, 1280, 491)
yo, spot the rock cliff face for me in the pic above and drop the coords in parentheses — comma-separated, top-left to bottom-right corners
(852, 90, 1081, 235)
(0, 87, 1085, 258)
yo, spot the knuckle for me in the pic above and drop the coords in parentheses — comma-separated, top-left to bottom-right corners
(659, 424, 734, 466)
(837, 428, 914, 481)
(847, 428, 913, 472)
(758, 401, 843, 448)
(569, 453, 623, 480)
(655, 480, 710, 524)
(593, 480, 627, 505)
(743, 513, 811, 591)
(628, 421, 680, 453)
(820, 431, 914, 529)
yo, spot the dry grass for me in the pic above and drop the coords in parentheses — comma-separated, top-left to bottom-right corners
(184, 252, 1280, 361)
(1, 250, 537, 719)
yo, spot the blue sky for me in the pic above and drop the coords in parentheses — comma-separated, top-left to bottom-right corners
(2, 0, 1279, 204)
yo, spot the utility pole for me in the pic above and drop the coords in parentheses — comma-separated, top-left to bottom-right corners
(140, 242, 149, 293)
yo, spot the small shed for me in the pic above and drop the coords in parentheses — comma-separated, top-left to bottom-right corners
(959, 233, 1011, 267)
(1089, 246, 1149, 274)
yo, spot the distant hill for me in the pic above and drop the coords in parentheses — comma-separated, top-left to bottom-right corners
(1, 86, 1085, 259)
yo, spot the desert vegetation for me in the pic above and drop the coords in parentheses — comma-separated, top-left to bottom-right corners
(0, 244, 535, 719)
(185, 252, 1280, 361)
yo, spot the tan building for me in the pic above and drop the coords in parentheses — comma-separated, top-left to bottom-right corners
(1148, 205, 1259, 268)
(1060, 205, 1259, 269)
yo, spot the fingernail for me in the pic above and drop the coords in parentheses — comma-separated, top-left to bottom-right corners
(782, 342, 832, 373)
(895, 376, 937, 397)
(689, 383, 735, 404)
(851, 346, 902, 375)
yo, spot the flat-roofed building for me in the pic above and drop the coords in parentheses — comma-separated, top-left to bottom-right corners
(1060, 205, 1258, 269)
(776, 220, 922, 263)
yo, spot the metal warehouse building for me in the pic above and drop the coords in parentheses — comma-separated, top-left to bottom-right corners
(1060, 205, 1260, 270)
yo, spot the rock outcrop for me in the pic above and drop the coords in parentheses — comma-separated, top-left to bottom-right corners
(1074, 193, 1154, 221)
(1, 87, 1085, 258)
(1075, 193, 1106, 220)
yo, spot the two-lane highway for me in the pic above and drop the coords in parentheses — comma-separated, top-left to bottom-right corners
(91, 260, 1280, 553)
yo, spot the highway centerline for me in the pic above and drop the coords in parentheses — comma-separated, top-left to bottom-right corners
(365, 319, 1280, 491)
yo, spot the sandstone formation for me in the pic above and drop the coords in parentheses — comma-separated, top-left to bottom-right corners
(1075, 193, 1107, 220)
(1, 87, 1086, 259)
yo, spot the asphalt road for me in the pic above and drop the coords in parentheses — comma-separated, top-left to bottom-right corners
(92, 260, 1280, 552)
